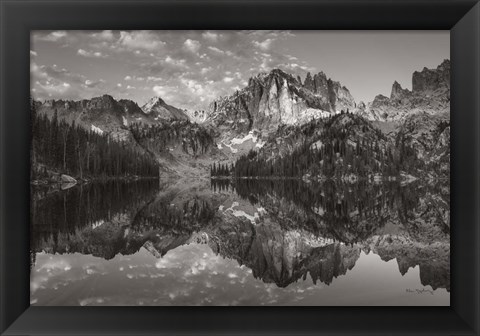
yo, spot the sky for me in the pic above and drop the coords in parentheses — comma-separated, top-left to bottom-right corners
(31, 30, 449, 111)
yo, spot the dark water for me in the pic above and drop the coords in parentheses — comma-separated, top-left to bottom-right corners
(30, 178, 450, 306)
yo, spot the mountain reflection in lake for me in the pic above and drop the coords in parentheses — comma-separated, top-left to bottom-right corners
(30, 178, 450, 306)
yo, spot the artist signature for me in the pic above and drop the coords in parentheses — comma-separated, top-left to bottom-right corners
(406, 288, 434, 295)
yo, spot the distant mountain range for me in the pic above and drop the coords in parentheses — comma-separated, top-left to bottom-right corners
(33, 59, 450, 179)
(358, 59, 450, 122)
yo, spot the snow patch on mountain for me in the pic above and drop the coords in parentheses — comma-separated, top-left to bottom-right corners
(231, 131, 259, 145)
(91, 125, 104, 135)
(222, 142, 238, 154)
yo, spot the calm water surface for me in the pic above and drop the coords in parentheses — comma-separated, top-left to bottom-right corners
(30, 178, 450, 306)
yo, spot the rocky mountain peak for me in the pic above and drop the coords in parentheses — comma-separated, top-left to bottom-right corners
(437, 59, 450, 71)
(412, 59, 450, 93)
(360, 60, 450, 122)
(390, 81, 411, 100)
(88, 94, 119, 110)
(117, 99, 144, 116)
(141, 96, 189, 121)
(207, 68, 356, 134)
(142, 96, 166, 113)
(304, 72, 315, 91)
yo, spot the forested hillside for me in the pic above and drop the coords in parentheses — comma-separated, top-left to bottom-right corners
(30, 98, 159, 182)
(212, 112, 424, 180)
(130, 120, 216, 158)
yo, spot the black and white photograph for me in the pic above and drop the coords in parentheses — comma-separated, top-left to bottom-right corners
(29, 30, 450, 306)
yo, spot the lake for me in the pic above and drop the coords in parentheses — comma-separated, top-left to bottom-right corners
(30, 178, 450, 306)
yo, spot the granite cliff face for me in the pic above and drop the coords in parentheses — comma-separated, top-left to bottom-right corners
(412, 59, 450, 93)
(206, 68, 355, 134)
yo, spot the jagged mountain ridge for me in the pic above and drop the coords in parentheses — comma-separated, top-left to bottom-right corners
(206, 68, 356, 134)
(358, 60, 450, 122)
(33, 60, 450, 178)
(36, 95, 165, 141)
(36, 94, 190, 130)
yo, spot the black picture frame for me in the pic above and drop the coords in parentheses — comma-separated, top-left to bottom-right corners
(1, 0, 479, 335)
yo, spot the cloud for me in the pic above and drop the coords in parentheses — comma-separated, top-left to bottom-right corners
(77, 49, 106, 58)
(30, 50, 38, 56)
(32, 30, 310, 110)
(38, 31, 67, 42)
(83, 79, 105, 88)
(118, 31, 166, 51)
(92, 30, 115, 41)
(253, 38, 273, 51)
(147, 76, 162, 82)
(153, 85, 170, 97)
(183, 39, 201, 53)
(32, 63, 85, 85)
(181, 78, 206, 95)
(35, 81, 72, 98)
(200, 67, 212, 75)
(165, 56, 187, 67)
(202, 31, 219, 42)
(208, 46, 225, 55)
(31, 61, 111, 101)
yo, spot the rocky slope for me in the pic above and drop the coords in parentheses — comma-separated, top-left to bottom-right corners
(141, 96, 189, 121)
(206, 68, 356, 134)
(35, 94, 221, 177)
(185, 109, 208, 123)
(359, 60, 450, 122)
(130, 120, 225, 176)
(36, 95, 191, 139)
(36, 95, 160, 141)
(396, 112, 450, 176)
(33, 61, 450, 179)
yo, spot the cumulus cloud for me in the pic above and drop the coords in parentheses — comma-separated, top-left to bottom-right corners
(147, 76, 162, 82)
(83, 79, 104, 88)
(37, 30, 68, 42)
(153, 85, 168, 97)
(253, 38, 274, 51)
(77, 49, 106, 58)
(183, 39, 201, 53)
(165, 56, 187, 67)
(208, 46, 225, 55)
(31, 62, 109, 101)
(202, 31, 220, 42)
(119, 31, 166, 51)
(92, 30, 115, 41)
(200, 67, 212, 75)
(32, 30, 309, 109)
